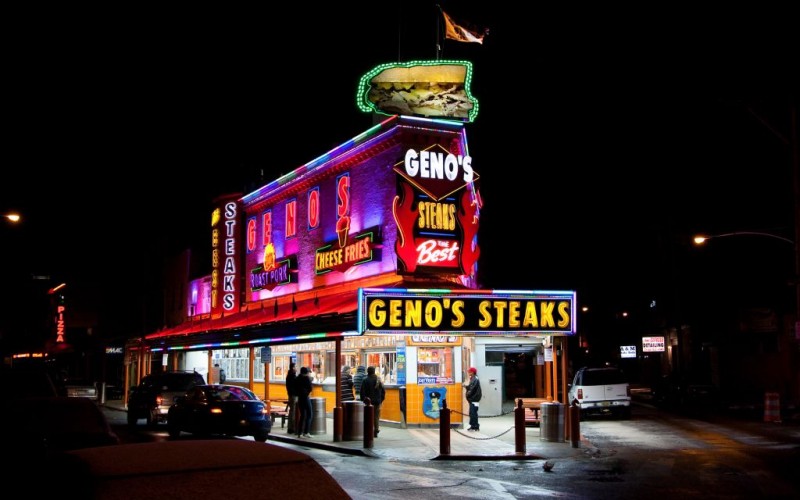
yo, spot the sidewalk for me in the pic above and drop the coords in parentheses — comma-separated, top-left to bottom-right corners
(103, 399, 586, 461)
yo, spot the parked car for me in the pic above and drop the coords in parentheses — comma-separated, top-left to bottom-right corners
(47, 439, 350, 498)
(167, 384, 271, 442)
(64, 378, 98, 401)
(127, 371, 205, 426)
(652, 374, 719, 411)
(568, 366, 631, 419)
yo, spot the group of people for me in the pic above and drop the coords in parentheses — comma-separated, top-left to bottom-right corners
(284, 363, 386, 438)
(341, 365, 385, 437)
(284, 363, 481, 437)
(285, 363, 314, 438)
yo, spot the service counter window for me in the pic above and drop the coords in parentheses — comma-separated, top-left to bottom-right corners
(295, 351, 323, 383)
(338, 352, 358, 373)
(267, 353, 292, 381)
(365, 351, 397, 385)
(417, 347, 454, 384)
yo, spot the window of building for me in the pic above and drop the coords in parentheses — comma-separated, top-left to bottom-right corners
(268, 353, 292, 380)
(417, 347, 453, 384)
(365, 351, 397, 385)
(217, 348, 250, 381)
(295, 351, 323, 383)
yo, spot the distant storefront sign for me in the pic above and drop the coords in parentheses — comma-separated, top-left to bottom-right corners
(620, 345, 636, 358)
(642, 336, 665, 352)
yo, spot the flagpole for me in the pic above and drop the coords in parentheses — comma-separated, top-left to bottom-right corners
(435, 4, 442, 60)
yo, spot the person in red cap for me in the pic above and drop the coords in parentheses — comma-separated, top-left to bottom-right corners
(465, 367, 482, 431)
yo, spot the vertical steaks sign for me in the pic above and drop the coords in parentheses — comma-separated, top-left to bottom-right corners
(211, 197, 241, 318)
(358, 288, 576, 335)
(392, 143, 481, 278)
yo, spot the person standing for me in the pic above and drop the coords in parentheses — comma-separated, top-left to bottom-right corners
(359, 366, 385, 437)
(340, 365, 354, 402)
(296, 366, 313, 438)
(353, 365, 367, 399)
(285, 362, 298, 434)
(465, 367, 482, 431)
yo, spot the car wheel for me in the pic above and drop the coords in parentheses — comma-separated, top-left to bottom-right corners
(168, 422, 181, 438)
(254, 432, 268, 443)
(127, 411, 138, 426)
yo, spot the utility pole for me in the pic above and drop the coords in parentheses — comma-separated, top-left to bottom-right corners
(790, 100, 800, 411)
(791, 100, 799, 339)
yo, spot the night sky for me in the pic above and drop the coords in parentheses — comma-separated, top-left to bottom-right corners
(2, 3, 796, 348)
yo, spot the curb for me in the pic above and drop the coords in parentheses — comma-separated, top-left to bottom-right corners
(267, 433, 370, 457)
(433, 453, 545, 461)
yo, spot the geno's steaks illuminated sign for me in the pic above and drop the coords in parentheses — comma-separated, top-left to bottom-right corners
(358, 288, 576, 335)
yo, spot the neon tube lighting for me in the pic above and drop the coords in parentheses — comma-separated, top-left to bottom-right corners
(151, 331, 360, 352)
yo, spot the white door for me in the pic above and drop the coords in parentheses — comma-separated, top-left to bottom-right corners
(477, 365, 503, 417)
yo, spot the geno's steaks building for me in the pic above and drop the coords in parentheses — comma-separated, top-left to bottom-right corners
(125, 61, 577, 432)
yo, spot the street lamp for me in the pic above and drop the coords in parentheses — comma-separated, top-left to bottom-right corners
(694, 230, 798, 337)
(693, 231, 794, 246)
(2, 213, 21, 223)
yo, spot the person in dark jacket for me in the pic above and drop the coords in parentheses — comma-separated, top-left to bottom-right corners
(285, 362, 297, 434)
(353, 365, 367, 399)
(340, 366, 354, 402)
(296, 366, 313, 438)
(359, 366, 385, 437)
(465, 367, 482, 431)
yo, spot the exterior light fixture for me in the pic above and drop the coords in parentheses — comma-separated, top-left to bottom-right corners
(693, 231, 794, 246)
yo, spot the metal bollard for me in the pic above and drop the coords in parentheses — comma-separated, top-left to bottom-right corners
(515, 398, 526, 454)
(363, 398, 374, 449)
(333, 406, 343, 442)
(569, 401, 581, 448)
(439, 399, 450, 455)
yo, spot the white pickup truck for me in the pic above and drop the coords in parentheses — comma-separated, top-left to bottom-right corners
(568, 366, 631, 419)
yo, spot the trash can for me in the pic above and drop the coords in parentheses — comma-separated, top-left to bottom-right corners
(310, 397, 327, 435)
(342, 401, 364, 441)
(540, 402, 564, 442)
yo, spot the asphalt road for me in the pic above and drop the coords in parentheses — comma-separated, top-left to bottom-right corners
(103, 402, 800, 499)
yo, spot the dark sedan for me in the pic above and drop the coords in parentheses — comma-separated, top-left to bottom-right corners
(167, 384, 271, 442)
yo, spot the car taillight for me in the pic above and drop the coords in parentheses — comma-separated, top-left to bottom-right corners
(211, 408, 223, 415)
(156, 395, 163, 406)
(577, 388, 583, 399)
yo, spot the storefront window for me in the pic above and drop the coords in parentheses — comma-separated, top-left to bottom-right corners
(295, 351, 323, 383)
(269, 353, 292, 381)
(417, 347, 454, 384)
(338, 352, 358, 373)
(216, 348, 250, 381)
(365, 351, 398, 385)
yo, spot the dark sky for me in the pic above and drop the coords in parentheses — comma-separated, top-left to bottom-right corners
(2, 3, 797, 342)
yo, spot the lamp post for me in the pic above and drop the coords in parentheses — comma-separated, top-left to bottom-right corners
(694, 229, 799, 413)
(693, 232, 798, 324)
(693, 231, 794, 246)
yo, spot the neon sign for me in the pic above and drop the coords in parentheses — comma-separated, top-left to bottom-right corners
(211, 199, 241, 316)
(315, 227, 381, 275)
(359, 288, 576, 335)
(55, 304, 65, 343)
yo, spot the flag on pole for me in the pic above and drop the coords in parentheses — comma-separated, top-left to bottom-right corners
(442, 10, 486, 44)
